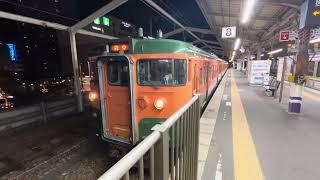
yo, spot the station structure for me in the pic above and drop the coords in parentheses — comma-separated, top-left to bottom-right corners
(0, 0, 320, 180)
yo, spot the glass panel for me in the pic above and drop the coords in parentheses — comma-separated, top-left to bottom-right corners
(317, 63, 320, 77)
(107, 58, 129, 86)
(307, 61, 315, 76)
(137, 59, 187, 86)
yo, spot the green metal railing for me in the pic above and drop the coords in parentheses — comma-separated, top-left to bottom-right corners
(98, 95, 201, 180)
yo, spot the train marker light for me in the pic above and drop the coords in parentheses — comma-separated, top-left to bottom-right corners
(154, 98, 165, 110)
(111, 44, 129, 52)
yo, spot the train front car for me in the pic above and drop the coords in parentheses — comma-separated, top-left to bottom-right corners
(95, 38, 221, 145)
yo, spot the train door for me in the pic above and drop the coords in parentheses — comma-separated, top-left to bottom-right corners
(97, 56, 136, 144)
(193, 64, 197, 94)
(205, 64, 209, 99)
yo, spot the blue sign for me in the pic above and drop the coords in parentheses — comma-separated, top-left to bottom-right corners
(6, 43, 17, 61)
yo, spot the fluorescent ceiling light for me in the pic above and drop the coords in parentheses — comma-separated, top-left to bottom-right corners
(234, 38, 241, 51)
(310, 38, 320, 44)
(241, 0, 256, 24)
(268, 48, 283, 55)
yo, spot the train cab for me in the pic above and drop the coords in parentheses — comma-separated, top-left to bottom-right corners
(89, 38, 228, 145)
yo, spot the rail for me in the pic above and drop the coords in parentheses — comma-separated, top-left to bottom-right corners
(98, 95, 201, 180)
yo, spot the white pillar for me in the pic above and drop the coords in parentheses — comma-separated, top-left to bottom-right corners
(69, 31, 83, 112)
(288, 83, 303, 113)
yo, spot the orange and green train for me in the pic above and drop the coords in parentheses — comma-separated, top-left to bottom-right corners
(88, 38, 228, 145)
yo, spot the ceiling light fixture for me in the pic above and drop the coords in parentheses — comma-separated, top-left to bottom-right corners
(241, 0, 256, 24)
(234, 38, 241, 51)
(310, 38, 320, 44)
(267, 48, 283, 55)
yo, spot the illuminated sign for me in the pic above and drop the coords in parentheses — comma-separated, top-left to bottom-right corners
(121, 21, 131, 28)
(313, 10, 320, 16)
(300, 0, 320, 28)
(94, 18, 100, 25)
(93, 16, 110, 26)
(6, 43, 17, 61)
(103, 16, 110, 26)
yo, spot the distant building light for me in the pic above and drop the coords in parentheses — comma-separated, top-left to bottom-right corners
(6, 43, 17, 61)
(103, 16, 110, 26)
(94, 18, 100, 25)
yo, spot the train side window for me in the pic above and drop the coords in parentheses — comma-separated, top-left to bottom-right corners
(188, 60, 192, 82)
(200, 67, 203, 85)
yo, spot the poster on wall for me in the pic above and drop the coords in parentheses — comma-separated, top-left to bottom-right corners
(277, 58, 285, 81)
(248, 60, 272, 85)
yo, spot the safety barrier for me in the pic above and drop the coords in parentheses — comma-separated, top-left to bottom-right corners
(0, 97, 77, 133)
(98, 95, 201, 180)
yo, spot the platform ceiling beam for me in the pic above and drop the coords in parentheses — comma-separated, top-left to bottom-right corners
(193, 39, 220, 46)
(143, 0, 221, 53)
(70, 0, 128, 33)
(163, 28, 184, 38)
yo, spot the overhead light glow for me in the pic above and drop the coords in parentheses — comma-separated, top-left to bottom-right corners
(234, 38, 241, 51)
(310, 38, 320, 44)
(241, 0, 256, 24)
(268, 48, 283, 55)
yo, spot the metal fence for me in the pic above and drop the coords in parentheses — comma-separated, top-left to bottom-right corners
(98, 95, 201, 180)
(0, 97, 77, 133)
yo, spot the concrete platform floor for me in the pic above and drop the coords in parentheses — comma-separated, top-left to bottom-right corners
(201, 70, 320, 180)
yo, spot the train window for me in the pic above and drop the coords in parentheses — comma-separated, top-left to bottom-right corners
(137, 59, 187, 86)
(200, 68, 203, 85)
(107, 60, 129, 86)
(188, 60, 192, 82)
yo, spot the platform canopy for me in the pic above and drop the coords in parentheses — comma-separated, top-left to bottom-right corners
(196, 0, 304, 57)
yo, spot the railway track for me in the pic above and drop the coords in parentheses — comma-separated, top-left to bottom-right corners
(0, 114, 124, 180)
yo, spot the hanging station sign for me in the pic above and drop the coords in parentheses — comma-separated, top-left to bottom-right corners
(279, 31, 297, 41)
(222, 26, 236, 39)
(300, 0, 320, 28)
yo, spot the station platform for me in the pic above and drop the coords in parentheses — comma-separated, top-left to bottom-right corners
(198, 69, 320, 180)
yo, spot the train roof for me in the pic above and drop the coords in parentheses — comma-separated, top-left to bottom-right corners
(111, 38, 221, 60)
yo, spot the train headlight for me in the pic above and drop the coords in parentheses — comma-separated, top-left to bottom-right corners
(89, 92, 98, 102)
(154, 98, 165, 110)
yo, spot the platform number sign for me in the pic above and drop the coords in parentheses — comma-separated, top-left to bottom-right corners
(222, 26, 236, 39)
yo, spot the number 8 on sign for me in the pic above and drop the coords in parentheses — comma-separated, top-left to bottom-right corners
(222, 26, 236, 39)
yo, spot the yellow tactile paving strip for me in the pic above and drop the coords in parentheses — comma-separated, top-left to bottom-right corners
(231, 71, 264, 180)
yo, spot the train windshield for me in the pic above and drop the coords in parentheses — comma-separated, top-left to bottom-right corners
(137, 59, 186, 86)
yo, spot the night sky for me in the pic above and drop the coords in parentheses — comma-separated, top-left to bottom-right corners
(78, 0, 211, 39)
